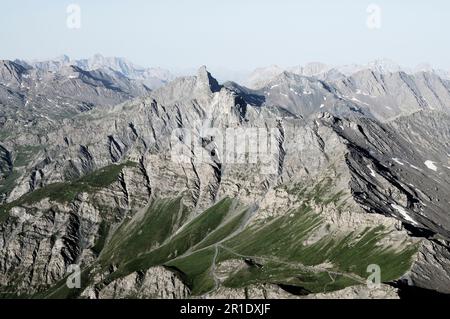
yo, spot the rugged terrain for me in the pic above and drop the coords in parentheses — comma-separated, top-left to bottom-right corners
(245, 59, 450, 121)
(0, 58, 449, 299)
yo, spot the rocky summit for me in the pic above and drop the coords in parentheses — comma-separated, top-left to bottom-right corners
(0, 58, 450, 299)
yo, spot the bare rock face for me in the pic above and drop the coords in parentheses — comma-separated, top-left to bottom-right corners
(1, 66, 450, 299)
(82, 267, 190, 299)
(0, 59, 151, 152)
(205, 284, 298, 299)
(407, 239, 450, 294)
(243, 60, 450, 121)
(302, 284, 399, 299)
(24, 54, 174, 90)
(206, 284, 399, 299)
(0, 198, 100, 293)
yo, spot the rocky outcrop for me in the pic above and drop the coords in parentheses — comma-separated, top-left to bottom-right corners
(243, 60, 450, 121)
(82, 267, 190, 299)
(407, 239, 450, 294)
(0, 199, 100, 293)
(24, 54, 174, 90)
(207, 283, 399, 299)
(1, 67, 450, 299)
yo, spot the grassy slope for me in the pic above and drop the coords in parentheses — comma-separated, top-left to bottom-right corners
(100, 198, 247, 283)
(90, 188, 416, 297)
(166, 203, 416, 295)
(2, 169, 418, 298)
(0, 161, 136, 223)
(0, 162, 137, 298)
(39, 197, 248, 298)
(220, 212, 416, 293)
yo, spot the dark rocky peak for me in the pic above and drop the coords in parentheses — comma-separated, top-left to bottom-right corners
(222, 81, 266, 106)
(13, 59, 33, 70)
(0, 60, 28, 86)
(196, 65, 221, 93)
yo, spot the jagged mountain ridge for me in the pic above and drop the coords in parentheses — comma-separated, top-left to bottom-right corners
(244, 64, 450, 122)
(245, 59, 450, 89)
(16, 54, 174, 90)
(0, 67, 449, 298)
(0, 59, 151, 144)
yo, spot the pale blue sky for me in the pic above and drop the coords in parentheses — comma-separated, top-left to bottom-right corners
(0, 0, 449, 72)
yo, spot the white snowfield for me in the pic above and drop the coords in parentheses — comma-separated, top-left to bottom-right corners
(424, 160, 437, 171)
(392, 158, 404, 166)
(367, 164, 376, 177)
(391, 204, 419, 226)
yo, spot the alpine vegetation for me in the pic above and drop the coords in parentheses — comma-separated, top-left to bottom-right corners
(1, 55, 450, 299)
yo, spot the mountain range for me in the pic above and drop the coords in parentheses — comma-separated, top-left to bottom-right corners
(0, 56, 450, 299)
(244, 59, 450, 88)
(241, 59, 450, 121)
(15, 54, 174, 90)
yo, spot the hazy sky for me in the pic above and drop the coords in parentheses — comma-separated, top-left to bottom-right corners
(1, 0, 449, 72)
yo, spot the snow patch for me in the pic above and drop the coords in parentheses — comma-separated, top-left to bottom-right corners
(424, 160, 437, 171)
(392, 158, 404, 166)
(367, 165, 376, 177)
(391, 204, 418, 226)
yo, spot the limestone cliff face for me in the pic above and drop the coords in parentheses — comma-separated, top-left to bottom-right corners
(206, 283, 400, 299)
(244, 61, 450, 122)
(81, 267, 190, 299)
(1, 67, 449, 298)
